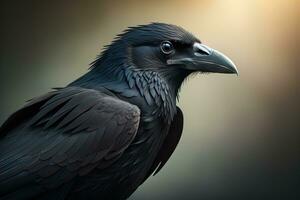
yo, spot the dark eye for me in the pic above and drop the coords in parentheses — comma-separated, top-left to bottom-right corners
(160, 41, 174, 54)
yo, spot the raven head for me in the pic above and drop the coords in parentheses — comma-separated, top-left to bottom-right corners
(123, 23, 238, 76)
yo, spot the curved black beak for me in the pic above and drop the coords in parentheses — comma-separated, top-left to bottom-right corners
(167, 43, 238, 75)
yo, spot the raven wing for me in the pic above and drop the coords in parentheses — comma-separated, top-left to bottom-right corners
(145, 107, 183, 179)
(0, 87, 140, 199)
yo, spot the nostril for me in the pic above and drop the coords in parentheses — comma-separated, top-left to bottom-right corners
(196, 48, 210, 56)
(193, 43, 211, 56)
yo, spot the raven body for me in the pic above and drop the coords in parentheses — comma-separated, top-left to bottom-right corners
(0, 23, 237, 199)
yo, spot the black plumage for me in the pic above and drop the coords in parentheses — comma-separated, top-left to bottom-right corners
(0, 23, 237, 199)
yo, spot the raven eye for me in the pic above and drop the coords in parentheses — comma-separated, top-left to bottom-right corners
(160, 41, 174, 54)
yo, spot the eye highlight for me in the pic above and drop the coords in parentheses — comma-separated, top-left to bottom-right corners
(160, 41, 174, 55)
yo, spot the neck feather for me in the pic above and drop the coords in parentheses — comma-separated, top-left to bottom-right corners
(69, 47, 189, 121)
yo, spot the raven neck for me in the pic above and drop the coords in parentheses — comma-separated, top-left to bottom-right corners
(69, 67, 181, 122)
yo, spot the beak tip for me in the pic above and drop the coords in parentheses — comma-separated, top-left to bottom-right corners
(232, 65, 239, 76)
(211, 49, 238, 76)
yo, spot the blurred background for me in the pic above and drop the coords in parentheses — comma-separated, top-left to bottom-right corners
(0, 0, 299, 199)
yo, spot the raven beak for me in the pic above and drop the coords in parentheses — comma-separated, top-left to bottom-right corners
(167, 43, 238, 75)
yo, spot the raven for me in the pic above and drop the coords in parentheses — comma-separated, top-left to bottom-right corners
(0, 23, 237, 200)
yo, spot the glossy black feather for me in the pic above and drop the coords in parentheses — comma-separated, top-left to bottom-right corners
(153, 107, 183, 175)
(0, 87, 140, 199)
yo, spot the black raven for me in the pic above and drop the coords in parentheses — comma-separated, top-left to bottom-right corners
(0, 23, 237, 200)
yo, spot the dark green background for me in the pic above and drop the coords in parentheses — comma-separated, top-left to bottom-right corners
(1, 1, 299, 199)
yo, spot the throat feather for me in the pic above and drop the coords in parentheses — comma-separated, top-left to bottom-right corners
(124, 69, 177, 122)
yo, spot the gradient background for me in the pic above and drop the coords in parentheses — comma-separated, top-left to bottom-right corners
(1, 0, 299, 199)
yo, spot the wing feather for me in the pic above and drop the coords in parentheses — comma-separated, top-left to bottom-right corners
(0, 87, 140, 198)
(144, 107, 183, 180)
